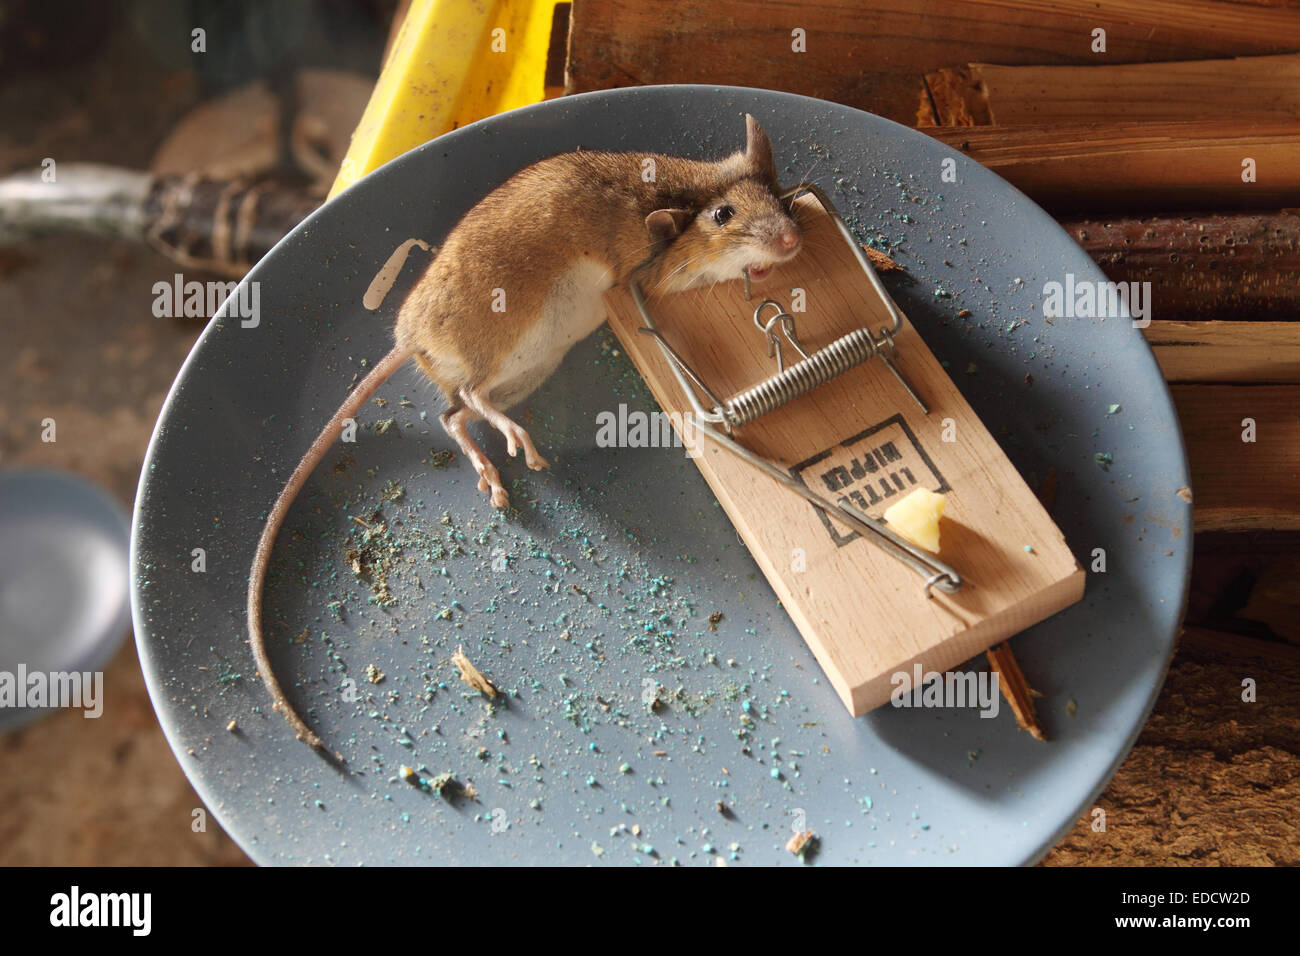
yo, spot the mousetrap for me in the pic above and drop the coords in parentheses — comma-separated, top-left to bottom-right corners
(602, 183, 1085, 716)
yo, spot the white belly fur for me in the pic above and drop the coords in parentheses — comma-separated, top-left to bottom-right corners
(487, 258, 614, 409)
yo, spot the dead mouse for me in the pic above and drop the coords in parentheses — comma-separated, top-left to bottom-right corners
(248, 115, 803, 753)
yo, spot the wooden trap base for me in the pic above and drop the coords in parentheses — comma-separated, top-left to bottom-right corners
(603, 195, 1085, 716)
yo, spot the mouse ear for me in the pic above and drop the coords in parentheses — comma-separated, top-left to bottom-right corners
(645, 208, 692, 248)
(744, 114, 778, 183)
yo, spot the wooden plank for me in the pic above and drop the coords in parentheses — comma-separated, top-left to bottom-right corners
(1060, 210, 1300, 322)
(566, 0, 1300, 125)
(923, 122, 1300, 211)
(922, 54, 1300, 127)
(1171, 385, 1300, 531)
(1145, 322, 1300, 383)
(602, 195, 1084, 716)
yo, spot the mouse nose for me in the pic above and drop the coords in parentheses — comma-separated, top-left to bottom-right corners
(778, 228, 800, 251)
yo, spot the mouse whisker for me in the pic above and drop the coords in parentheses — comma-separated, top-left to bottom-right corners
(649, 248, 715, 296)
(793, 152, 825, 191)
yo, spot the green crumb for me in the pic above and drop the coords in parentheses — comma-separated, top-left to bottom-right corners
(374, 418, 397, 435)
(1023, 545, 1034, 554)
(1094, 451, 1113, 471)
(427, 772, 472, 801)
(382, 480, 404, 501)
(428, 449, 455, 469)
(1106, 404, 1121, 415)
(618, 763, 632, 774)
(365, 663, 385, 684)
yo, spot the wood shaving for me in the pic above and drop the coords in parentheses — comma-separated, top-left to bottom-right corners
(452, 645, 497, 698)
(860, 244, 903, 273)
(987, 641, 1047, 741)
(786, 829, 817, 857)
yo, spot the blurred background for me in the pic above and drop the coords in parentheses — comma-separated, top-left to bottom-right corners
(0, 0, 1296, 865)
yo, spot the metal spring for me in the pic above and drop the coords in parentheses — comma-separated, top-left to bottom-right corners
(722, 327, 880, 426)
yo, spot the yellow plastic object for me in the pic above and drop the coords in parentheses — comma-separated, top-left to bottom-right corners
(329, 0, 562, 198)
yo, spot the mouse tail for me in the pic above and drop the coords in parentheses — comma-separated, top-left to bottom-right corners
(247, 343, 415, 753)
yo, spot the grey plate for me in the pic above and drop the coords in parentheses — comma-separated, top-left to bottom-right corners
(2, 468, 130, 731)
(131, 85, 1191, 866)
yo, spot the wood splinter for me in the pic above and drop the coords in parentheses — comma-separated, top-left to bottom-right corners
(452, 645, 498, 699)
(786, 829, 818, 858)
(986, 641, 1047, 741)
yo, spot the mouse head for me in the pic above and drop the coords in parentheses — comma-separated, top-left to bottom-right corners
(642, 115, 803, 294)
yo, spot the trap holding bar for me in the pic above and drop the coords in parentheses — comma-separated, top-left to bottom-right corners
(630, 182, 962, 596)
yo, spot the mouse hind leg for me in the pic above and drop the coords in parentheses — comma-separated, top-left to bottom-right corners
(440, 402, 510, 508)
(409, 349, 514, 508)
(459, 387, 550, 472)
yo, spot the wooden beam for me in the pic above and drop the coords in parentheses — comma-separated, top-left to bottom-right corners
(566, 0, 1300, 125)
(1171, 385, 1300, 531)
(1145, 322, 1300, 383)
(923, 122, 1300, 212)
(1059, 210, 1300, 322)
(921, 54, 1300, 127)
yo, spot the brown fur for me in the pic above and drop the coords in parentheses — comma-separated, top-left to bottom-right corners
(394, 115, 794, 404)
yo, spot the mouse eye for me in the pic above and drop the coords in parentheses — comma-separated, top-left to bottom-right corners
(711, 204, 736, 226)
